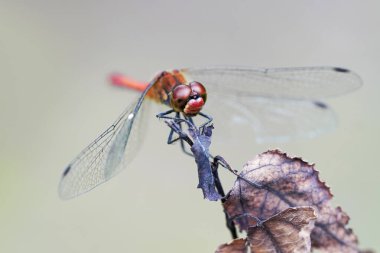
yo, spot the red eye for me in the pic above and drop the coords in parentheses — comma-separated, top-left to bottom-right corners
(170, 85, 191, 111)
(189, 81, 207, 102)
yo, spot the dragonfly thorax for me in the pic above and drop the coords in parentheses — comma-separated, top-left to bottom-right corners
(169, 81, 207, 116)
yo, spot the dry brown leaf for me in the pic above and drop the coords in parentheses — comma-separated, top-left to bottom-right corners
(223, 150, 361, 253)
(248, 206, 317, 253)
(223, 150, 332, 230)
(215, 207, 317, 253)
(311, 205, 359, 253)
(215, 238, 247, 253)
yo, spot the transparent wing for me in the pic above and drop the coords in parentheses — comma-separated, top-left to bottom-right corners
(182, 66, 362, 99)
(58, 96, 149, 199)
(207, 94, 336, 143)
(182, 66, 361, 142)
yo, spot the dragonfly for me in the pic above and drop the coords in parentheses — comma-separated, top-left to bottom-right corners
(59, 66, 362, 199)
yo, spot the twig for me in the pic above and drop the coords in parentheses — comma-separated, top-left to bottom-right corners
(163, 118, 238, 239)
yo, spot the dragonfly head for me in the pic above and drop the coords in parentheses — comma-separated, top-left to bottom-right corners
(170, 81, 207, 117)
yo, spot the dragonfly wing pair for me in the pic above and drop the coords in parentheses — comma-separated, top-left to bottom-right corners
(182, 66, 362, 142)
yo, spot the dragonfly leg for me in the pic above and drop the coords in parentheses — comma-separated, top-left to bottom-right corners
(187, 116, 194, 124)
(159, 111, 194, 157)
(167, 112, 182, 144)
(157, 110, 193, 126)
(177, 115, 194, 157)
(198, 112, 213, 133)
(156, 109, 176, 120)
(170, 114, 194, 157)
(167, 128, 180, 144)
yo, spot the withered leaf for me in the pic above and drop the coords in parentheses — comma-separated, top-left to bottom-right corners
(312, 205, 359, 253)
(215, 238, 247, 253)
(224, 150, 331, 230)
(189, 125, 221, 201)
(223, 150, 361, 252)
(247, 206, 317, 253)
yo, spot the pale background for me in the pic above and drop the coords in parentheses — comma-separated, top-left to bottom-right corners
(0, 1, 379, 252)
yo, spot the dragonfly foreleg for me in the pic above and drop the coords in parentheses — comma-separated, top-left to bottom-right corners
(163, 111, 183, 144)
(156, 109, 176, 120)
(167, 128, 181, 144)
(176, 116, 194, 157)
(198, 112, 213, 133)
(173, 113, 194, 157)
(159, 111, 195, 157)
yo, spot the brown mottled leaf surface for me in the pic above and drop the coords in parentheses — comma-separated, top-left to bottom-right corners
(215, 238, 247, 253)
(248, 206, 316, 253)
(224, 150, 331, 230)
(215, 207, 316, 253)
(223, 150, 361, 253)
(312, 205, 359, 252)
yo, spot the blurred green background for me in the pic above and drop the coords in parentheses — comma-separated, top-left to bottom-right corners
(0, 1, 379, 252)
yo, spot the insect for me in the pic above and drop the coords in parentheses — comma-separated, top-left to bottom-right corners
(59, 66, 362, 199)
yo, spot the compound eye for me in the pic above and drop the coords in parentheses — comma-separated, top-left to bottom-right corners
(189, 81, 207, 102)
(171, 84, 191, 110)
